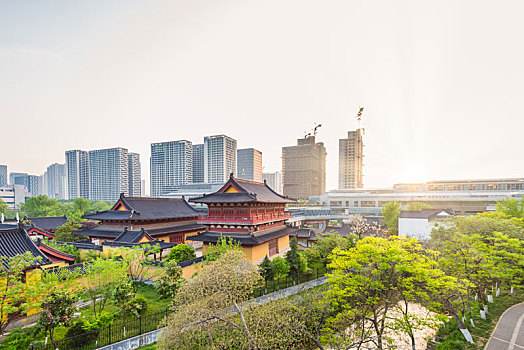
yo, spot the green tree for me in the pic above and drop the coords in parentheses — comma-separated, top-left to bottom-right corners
(86, 201, 111, 215)
(166, 244, 196, 262)
(73, 197, 91, 213)
(155, 260, 185, 299)
(496, 197, 524, 219)
(204, 235, 242, 263)
(19, 195, 64, 217)
(111, 279, 134, 334)
(381, 200, 402, 235)
(54, 209, 85, 242)
(0, 253, 41, 334)
(259, 255, 275, 281)
(326, 236, 467, 349)
(159, 250, 263, 349)
(0, 199, 11, 219)
(118, 244, 161, 296)
(42, 239, 79, 262)
(85, 258, 128, 318)
(271, 256, 290, 278)
(37, 291, 77, 348)
(405, 202, 432, 211)
(285, 237, 301, 276)
(304, 231, 354, 268)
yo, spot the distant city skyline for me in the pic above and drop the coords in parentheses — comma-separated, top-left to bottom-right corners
(2, 1, 524, 190)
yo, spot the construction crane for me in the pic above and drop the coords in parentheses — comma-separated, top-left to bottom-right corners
(356, 107, 364, 131)
(304, 123, 322, 138)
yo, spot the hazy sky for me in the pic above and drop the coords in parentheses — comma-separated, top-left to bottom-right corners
(1, 0, 523, 191)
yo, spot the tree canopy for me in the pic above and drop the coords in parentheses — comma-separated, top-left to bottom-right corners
(381, 200, 402, 235)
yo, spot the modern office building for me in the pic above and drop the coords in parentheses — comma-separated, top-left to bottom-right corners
(128, 152, 141, 197)
(150, 140, 193, 197)
(204, 135, 237, 183)
(192, 144, 205, 183)
(263, 171, 283, 195)
(282, 135, 326, 200)
(0, 165, 7, 187)
(88, 148, 129, 202)
(66, 150, 89, 199)
(44, 163, 67, 199)
(10, 172, 29, 188)
(319, 178, 524, 216)
(339, 129, 363, 189)
(237, 148, 262, 182)
(141, 180, 147, 197)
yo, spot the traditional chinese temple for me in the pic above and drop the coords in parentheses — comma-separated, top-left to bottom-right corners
(188, 175, 297, 263)
(76, 194, 206, 245)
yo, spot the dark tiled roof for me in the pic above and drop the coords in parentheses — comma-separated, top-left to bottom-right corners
(324, 225, 354, 238)
(191, 176, 294, 204)
(43, 262, 92, 279)
(188, 225, 298, 245)
(145, 223, 206, 236)
(0, 225, 51, 269)
(102, 240, 176, 250)
(113, 228, 154, 243)
(84, 195, 199, 221)
(55, 240, 103, 251)
(74, 225, 124, 238)
(83, 211, 132, 221)
(290, 228, 317, 239)
(0, 224, 18, 230)
(27, 225, 55, 239)
(36, 241, 75, 262)
(399, 209, 455, 220)
(27, 216, 67, 231)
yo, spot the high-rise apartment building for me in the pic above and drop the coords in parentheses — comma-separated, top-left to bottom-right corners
(128, 152, 141, 197)
(0, 165, 7, 187)
(263, 171, 283, 194)
(237, 148, 262, 182)
(150, 140, 193, 197)
(44, 163, 67, 199)
(192, 144, 205, 183)
(27, 175, 43, 197)
(89, 148, 129, 202)
(282, 136, 326, 200)
(66, 150, 89, 199)
(339, 129, 363, 189)
(204, 135, 237, 183)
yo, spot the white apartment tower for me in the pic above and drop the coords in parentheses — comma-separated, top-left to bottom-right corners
(66, 150, 89, 199)
(338, 129, 364, 189)
(263, 171, 283, 195)
(237, 148, 262, 182)
(192, 144, 205, 183)
(204, 135, 237, 183)
(150, 140, 193, 197)
(44, 163, 67, 199)
(89, 148, 129, 202)
(128, 152, 141, 197)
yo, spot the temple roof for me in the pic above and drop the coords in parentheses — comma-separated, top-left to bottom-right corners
(27, 216, 67, 231)
(74, 223, 206, 239)
(0, 224, 51, 269)
(113, 228, 154, 244)
(187, 225, 298, 245)
(26, 225, 55, 239)
(83, 194, 199, 221)
(36, 241, 76, 262)
(191, 175, 294, 204)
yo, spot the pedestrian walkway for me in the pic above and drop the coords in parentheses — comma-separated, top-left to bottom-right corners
(485, 302, 524, 350)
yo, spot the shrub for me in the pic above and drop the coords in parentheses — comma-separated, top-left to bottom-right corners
(127, 296, 148, 316)
(65, 320, 98, 347)
(166, 244, 196, 262)
(0, 327, 36, 350)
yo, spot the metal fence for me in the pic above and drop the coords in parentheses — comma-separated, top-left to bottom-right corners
(252, 266, 328, 298)
(30, 309, 171, 350)
(30, 268, 328, 349)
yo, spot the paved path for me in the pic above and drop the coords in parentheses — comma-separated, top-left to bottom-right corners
(485, 302, 524, 350)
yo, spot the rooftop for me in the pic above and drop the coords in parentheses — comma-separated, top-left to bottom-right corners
(0, 224, 51, 269)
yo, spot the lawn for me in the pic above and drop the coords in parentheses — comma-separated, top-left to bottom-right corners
(25, 282, 171, 349)
(429, 289, 524, 350)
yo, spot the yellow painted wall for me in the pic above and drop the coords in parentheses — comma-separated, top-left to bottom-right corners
(243, 242, 269, 262)
(277, 235, 289, 250)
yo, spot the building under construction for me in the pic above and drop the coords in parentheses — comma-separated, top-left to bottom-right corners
(282, 133, 326, 200)
(339, 129, 363, 189)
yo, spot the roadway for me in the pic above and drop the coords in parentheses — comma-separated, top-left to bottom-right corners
(485, 302, 524, 350)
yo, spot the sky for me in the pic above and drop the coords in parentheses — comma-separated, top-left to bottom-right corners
(1, 0, 523, 191)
